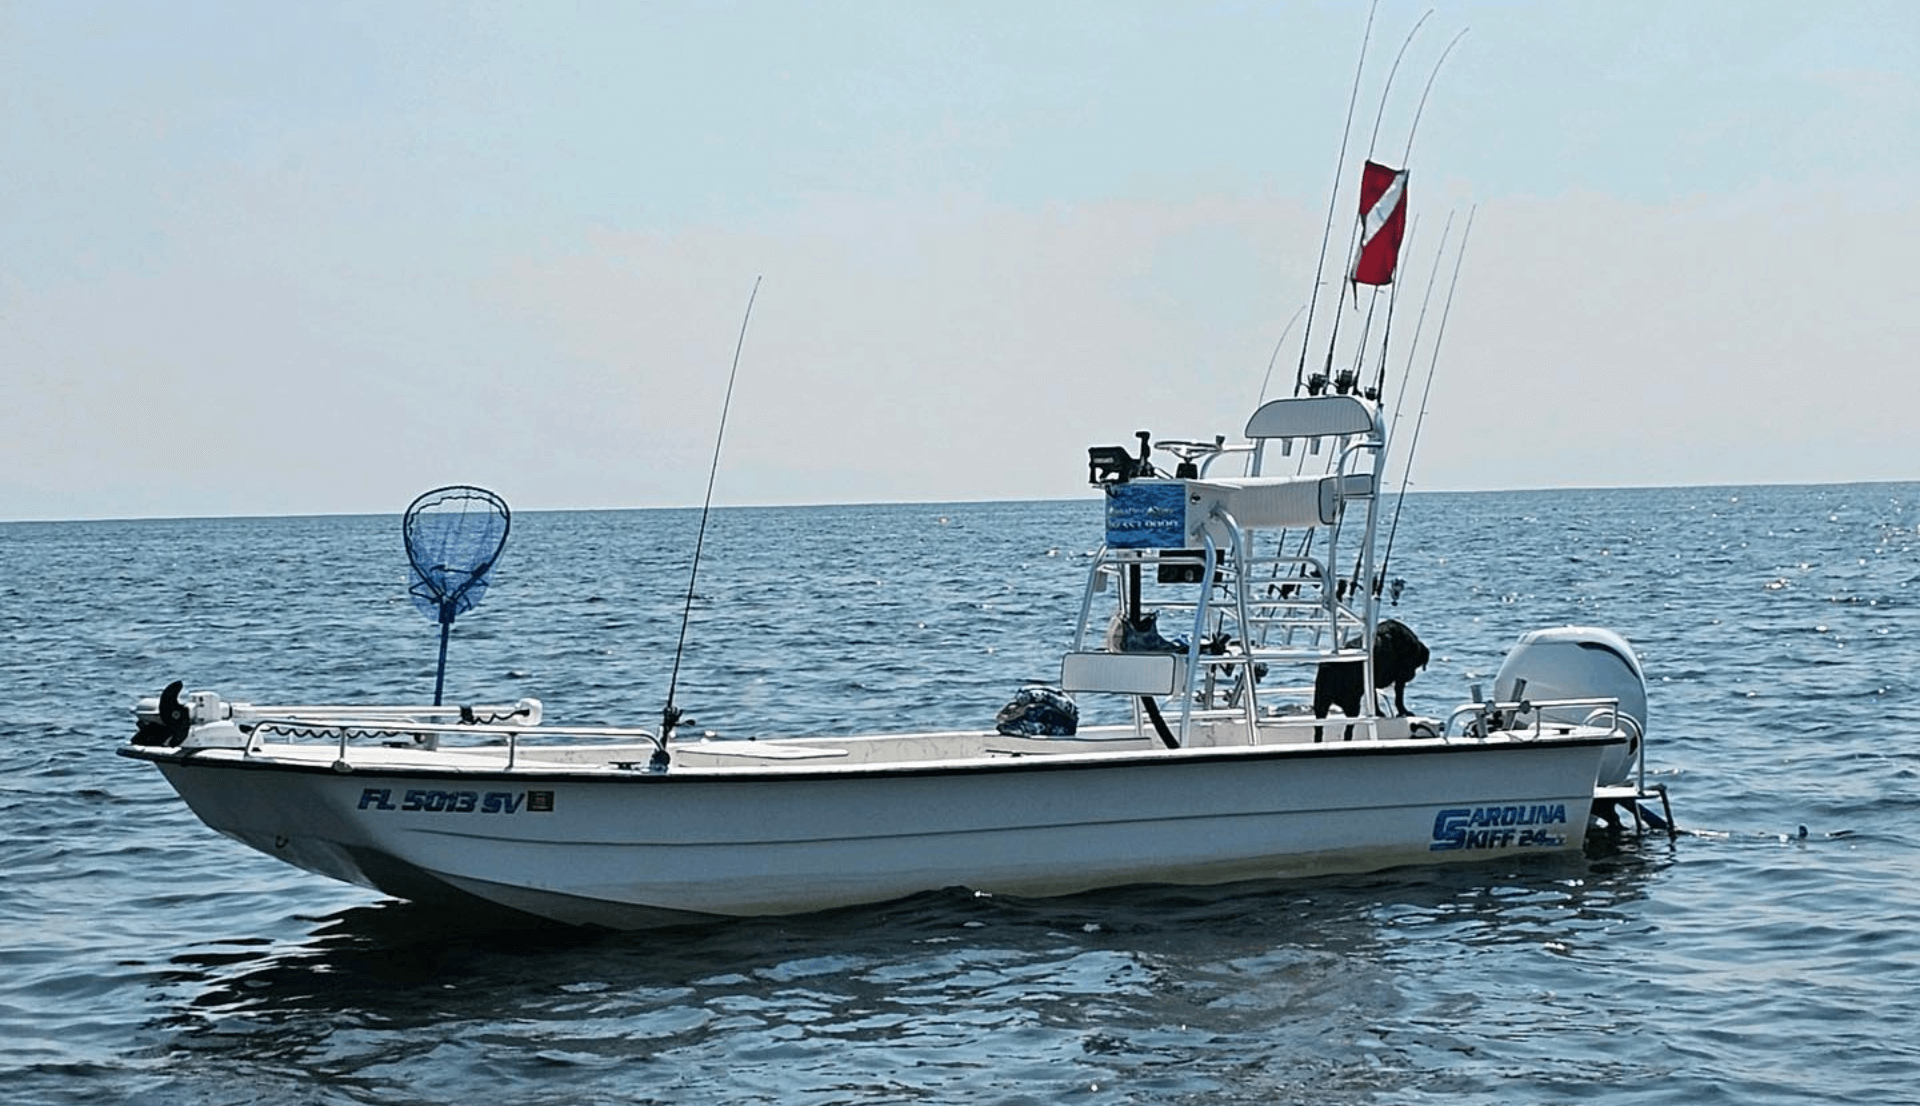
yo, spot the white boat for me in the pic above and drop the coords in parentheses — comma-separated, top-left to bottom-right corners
(122, 390, 1671, 929)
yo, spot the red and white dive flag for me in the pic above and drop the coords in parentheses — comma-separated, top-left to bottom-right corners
(1352, 160, 1408, 286)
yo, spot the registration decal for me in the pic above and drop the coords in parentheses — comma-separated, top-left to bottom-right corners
(357, 787, 554, 814)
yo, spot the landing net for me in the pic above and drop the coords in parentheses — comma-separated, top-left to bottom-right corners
(402, 485, 511, 704)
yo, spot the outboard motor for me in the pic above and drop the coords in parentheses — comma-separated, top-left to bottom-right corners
(1494, 627, 1647, 786)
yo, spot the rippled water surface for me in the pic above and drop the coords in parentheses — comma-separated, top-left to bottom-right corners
(4, 484, 1917, 1104)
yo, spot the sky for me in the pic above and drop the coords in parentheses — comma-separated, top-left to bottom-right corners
(4, 0, 1916, 521)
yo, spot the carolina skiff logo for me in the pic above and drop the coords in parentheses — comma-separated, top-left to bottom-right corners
(357, 788, 554, 814)
(1430, 804, 1568, 851)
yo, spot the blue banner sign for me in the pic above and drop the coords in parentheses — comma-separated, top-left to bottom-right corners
(1105, 482, 1187, 549)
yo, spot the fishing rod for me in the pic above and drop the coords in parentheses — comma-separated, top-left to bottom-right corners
(1322, 14, 1445, 399)
(1377, 206, 1474, 596)
(1386, 211, 1453, 449)
(1400, 28, 1467, 168)
(1365, 29, 1464, 405)
(1293, 0, 1376, 398)
(1255, 305, 1307, 407)
(1345, 209, 1450, 599)
(658, 276, 763, 763)
(1353, 25, 1468, 394)
(1336, 21, 1467, 596)
(1365, 202, 1417, 400)
(1339, 209, 1451, 599)
(1365, 11, 1433, 156)
(1346, 279, 1385, 387)
(1271, 216, 1415, 618)
(1344, 7, 1431, 352)
(1344, 206, 1422, 405)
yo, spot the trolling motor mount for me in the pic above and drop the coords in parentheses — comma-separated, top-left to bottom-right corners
(1087, 430, 1159, 485)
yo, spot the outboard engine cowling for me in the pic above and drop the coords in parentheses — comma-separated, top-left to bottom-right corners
(1494, 627, 1647, 786)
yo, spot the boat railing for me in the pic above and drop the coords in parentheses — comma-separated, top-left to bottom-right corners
(223, 699, 671, 771)
(1442, 694, 1625, 742)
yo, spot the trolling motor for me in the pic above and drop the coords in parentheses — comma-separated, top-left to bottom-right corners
(1088, 430, 1158, 485)
(129, 680, 192, 747)
(1088, 429, 1227, 487)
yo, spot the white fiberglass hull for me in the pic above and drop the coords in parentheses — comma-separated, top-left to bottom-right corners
(128, 731, 1617, 929)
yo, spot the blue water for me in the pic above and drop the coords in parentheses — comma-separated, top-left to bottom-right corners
(4, 484, 1918, 1104)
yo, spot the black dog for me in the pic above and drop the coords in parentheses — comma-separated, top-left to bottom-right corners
(1312, 619, 1429, 741)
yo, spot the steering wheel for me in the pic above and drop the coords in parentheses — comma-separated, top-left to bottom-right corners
(1154, 439, 1221, 459)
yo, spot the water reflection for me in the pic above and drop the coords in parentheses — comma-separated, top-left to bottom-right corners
(144, 849, 1670, 1104)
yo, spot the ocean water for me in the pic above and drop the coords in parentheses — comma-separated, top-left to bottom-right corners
(4, 483, 1917, 1105)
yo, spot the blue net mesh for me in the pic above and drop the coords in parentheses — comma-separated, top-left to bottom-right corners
(403, 486, 511, 624)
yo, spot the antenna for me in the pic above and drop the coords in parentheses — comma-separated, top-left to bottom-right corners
(657, 276, 763, 766)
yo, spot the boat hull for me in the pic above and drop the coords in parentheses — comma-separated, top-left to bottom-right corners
(128, 734, 1616, 928)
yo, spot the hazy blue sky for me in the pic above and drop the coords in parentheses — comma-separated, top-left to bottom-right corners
(5, 0, 1915, 520)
